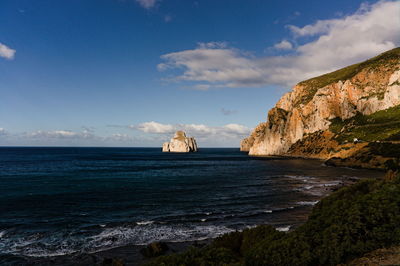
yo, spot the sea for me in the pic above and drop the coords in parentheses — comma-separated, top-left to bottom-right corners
(0, 147, 383, 262)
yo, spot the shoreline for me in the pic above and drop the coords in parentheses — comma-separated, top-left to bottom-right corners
(248, 152, 391, 172)
(7, 173, 368, 266)
(11, 239, 211, 266)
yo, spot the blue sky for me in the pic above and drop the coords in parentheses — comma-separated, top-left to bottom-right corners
(0, 0, 399, 147)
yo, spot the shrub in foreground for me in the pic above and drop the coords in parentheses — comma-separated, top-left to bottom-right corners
(146, 176, 400, 266)
(140, 242, 169, 258)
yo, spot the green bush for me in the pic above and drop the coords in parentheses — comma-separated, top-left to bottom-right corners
(140, 242, 169, 258)
(329, 106, 400, 143)
(246, 233, 311, 266)
(299, 178, 400, 265)
(240, 225, 285, 256)
(146, 246, 238, 266)
(210, 225, 285, 257)
(146, 177, 400, 266)
(211, 231, 243, 255)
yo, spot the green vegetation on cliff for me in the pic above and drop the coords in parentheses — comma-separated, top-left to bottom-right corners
(296, 47, 400, 106)
(329, 105, 400, 143)
(146, 176, 400, 266)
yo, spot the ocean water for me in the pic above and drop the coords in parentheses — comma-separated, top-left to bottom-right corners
(0, 147, 382, 260)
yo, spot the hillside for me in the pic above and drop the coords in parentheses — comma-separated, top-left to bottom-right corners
(287, 105, 400, 169)
(296, 47, 400, 107)
(145, 175, 400, 266)
(241, 47, 400, 170)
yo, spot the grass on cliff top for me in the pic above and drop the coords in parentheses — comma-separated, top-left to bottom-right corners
(295, 47, 400, 106)
(146, 176, 400, 266)
(329, 105, 400, 143)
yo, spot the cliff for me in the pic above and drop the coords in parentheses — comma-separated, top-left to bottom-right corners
(242, 47, 400, 168)
(162, 131, 198, 153)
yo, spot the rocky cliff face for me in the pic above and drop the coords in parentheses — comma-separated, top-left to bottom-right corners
(242, 48, 400, 157)
(162, 131, 198, 152)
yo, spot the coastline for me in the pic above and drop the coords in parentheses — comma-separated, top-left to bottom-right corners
(12, 169, 370, 266)
(10, 239, 211, 266)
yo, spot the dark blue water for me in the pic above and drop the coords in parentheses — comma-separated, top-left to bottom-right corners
(0, 147, 382, 258)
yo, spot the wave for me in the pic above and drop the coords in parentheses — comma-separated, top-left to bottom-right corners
(296, 201, 319, 206)
(276, 226, 291, 232)
(284, 175, 315, 181)
(0, 224, 235, 258)
(272, 206, 295, 212)
(136, 221, 154, 225)
(83, 224, 236, 252)
(292, 179, 343, 196)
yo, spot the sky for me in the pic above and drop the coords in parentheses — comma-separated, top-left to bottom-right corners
(0, 0, 399, 147)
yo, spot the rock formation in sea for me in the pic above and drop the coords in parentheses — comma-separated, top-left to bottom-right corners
(162, 131, 198, 152)
(241, 48, 400, 169)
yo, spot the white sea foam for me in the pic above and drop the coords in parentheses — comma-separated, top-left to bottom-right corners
(87, 224, 235, 249)
(297, 201, 319, 206)
(264, 210, 273, 213)
(284, 175, 314, 181)
(276, 226, 291, 232)
(0, 224, 236, 258)
(245, 225, 258, 229)
(201, 219, 206, 222)
(320, 182, 341, 187)
(0, 230, 6, 238)
(1, 233, 77, 257)
(136, 221, 154, 225)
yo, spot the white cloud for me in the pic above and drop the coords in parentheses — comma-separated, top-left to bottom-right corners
(159, 44, 265, 88)
(0, 128, 7, 136)
(274, 40, 293, 50)
(131, 121, 175, 134)
(135, 0, 158, 9)
(81, 126, 95, 132)
(0, 128, 142, 146)
(26, 130, 95, 139)
(107, 133, 136, 142)
(0, 43, 16, 60)
(1, 125, 248, 147)
(130, 121, 251, 139)
(158, 1, 400, 88)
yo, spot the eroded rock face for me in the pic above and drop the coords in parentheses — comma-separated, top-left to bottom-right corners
(240, 138, 253, 152)
(241, 49, 400, 156)
(162, 131, 198, 152)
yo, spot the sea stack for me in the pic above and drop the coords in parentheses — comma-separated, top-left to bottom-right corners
(162, 131, 198, 152)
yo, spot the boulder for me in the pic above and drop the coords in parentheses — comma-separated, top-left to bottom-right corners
(162, 131, 198, 152)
